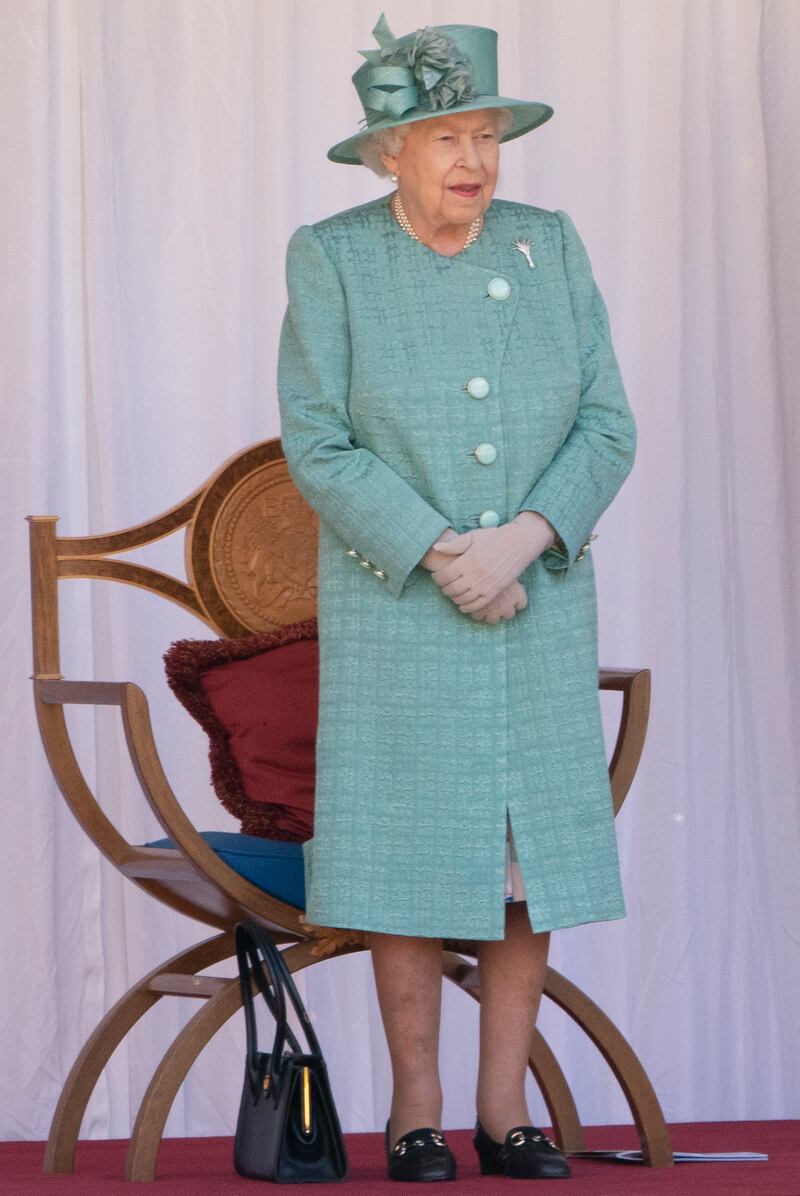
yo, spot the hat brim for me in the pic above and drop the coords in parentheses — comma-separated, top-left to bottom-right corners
(327, 97, 553, 165)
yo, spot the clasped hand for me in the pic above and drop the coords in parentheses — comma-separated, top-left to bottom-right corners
(422, 513, 556, 619)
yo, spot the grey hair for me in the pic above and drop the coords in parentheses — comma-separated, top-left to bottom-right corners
(358, 107, 514, 176)
(358, 124, 413, 176)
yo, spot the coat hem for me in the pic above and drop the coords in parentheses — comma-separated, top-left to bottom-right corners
(301, 901, 627, 941)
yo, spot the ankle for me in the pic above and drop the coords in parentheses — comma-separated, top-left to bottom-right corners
(389, 1091, 444, 1145)
(475, 1099, 533, 1144)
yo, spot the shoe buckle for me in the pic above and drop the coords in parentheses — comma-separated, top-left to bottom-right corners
(394, 1130, 445, 1154)
(509, 1129, 553, 1148)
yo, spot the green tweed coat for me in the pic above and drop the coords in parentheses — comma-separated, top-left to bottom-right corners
(277, 194, 636, 940)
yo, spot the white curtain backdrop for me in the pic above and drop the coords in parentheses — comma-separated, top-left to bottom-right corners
(2, 0, 798, 1142)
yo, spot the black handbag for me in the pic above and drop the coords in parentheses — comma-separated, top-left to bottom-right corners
(233, 921, 348, 1183)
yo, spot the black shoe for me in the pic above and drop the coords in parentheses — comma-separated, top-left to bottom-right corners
(385, 1121, 457, 1182)
(473, 1119, 571, 1179)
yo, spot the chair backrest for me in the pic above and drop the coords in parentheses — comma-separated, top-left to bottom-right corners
(185, 441, 318, 636)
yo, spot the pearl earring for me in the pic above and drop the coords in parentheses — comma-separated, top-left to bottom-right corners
(390, 172, 398, 183)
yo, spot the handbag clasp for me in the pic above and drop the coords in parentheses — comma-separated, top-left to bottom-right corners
(302, 1065, 312, 1135)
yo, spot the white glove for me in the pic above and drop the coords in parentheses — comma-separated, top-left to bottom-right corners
(419, 526, 460, 572)
(430, 512, 556, 614)
(469, 578, 528, 624)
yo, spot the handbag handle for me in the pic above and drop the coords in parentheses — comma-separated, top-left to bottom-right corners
(260, 929, 325, 1059)
(236, 922, 293, 1094)
(235, 922, 324, 1092)
(236, 922, 290, 1038)
(240, 922, 325, 1058)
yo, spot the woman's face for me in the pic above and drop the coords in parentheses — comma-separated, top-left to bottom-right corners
(380, 109, 501, 235)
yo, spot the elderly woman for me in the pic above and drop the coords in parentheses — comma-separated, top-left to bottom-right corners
(277, 14, 636, 1184)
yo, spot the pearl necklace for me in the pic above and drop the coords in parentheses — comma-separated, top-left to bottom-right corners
(391, 190, 483, 254)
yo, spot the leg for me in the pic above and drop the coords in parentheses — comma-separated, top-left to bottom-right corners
(45, 932, 234, 1176)
(475, 901, 550, 1141)
(368, 931, 444, 1146)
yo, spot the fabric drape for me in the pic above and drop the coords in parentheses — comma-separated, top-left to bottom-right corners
(1, 0, 798, 1139)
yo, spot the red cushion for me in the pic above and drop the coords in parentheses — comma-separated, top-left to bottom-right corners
(163, 620, 318, 841)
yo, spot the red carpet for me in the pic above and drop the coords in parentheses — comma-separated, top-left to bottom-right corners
(0, 1122, 795, 1194)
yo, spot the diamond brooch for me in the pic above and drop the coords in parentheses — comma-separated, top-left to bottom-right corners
(513, 237, 535, 269)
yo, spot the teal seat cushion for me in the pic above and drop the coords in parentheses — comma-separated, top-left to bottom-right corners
(146, 832, 306, 909)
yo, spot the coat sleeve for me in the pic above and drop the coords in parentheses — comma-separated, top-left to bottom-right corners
(277, 224, 451, 600)
(518, 209, 636, 574)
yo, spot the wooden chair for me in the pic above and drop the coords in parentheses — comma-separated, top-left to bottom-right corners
(28, 438, 672, 1181)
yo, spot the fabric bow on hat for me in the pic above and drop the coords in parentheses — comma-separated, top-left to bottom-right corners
(358, 11, 479, 126)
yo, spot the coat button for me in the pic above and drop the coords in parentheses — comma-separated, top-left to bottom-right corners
(478, 510, 501, 528)
(487, 277, 511, 301)
(474, 443, 498, 465)
(466, 376, 490, 399)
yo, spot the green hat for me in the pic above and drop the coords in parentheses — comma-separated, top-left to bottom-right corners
(328, 13, 553, 165)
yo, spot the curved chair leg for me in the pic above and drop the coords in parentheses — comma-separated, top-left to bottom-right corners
(442, 952, 584, 1152)
(125, 938, 333, 1182)
(543, 967, 673, 1167)
(45, 932, 234, 1175)
(528, 1029, 585, 1152)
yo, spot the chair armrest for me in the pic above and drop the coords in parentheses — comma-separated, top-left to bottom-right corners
(36, 678, 130, 706)
(599, 667, 647, 690)
(598, 668, 651, 815)
(32, 678, 140, 867)
(33, 677, 220, 873)
(32, 675, 305, 934)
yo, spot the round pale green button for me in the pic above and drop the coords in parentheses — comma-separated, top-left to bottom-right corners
(466, 376, 490, 399)
(474, 443, 498, 465)
(478, 509, 501, 528)
(488, 277, 511, 301)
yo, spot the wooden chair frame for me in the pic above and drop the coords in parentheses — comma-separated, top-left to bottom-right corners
(28, 438, 672, 1180)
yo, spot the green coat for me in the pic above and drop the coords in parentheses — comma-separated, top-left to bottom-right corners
(277, 194, 636, 940)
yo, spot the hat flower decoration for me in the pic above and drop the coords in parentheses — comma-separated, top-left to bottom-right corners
(328, 12, 554, 165)
(361, 14, 479, 122)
